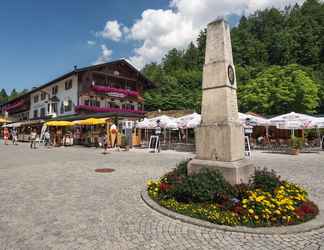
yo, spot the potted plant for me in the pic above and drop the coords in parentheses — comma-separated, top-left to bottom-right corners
(289, 136, 303, 155)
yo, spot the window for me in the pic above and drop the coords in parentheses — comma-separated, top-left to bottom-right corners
(60, 102, 64, 114)
(34, 95, 39, 103)
(84, 99, 99, 107)
(52, 103, 58, 113)
(64, 100, 73, 112)
(41, 92, 46, 101)
(90, 100, 100, 107)
(52, 85, 58, 95)
(40, 108, 46, 118)
(33, 109, 38, 118)
(126, 103, 134, 110)
(109, 102, 119, 109)
(65, 79, 73, 90)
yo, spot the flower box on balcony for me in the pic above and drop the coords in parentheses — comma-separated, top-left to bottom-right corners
(91, 85, 139, 97)
(75, 105, 145, 115)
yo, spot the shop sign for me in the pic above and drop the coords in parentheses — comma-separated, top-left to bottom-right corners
(244, 126, 253, 134)
(107, 92, 126, 98)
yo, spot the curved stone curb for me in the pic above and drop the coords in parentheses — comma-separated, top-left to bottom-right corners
(141, 190, 324, 235)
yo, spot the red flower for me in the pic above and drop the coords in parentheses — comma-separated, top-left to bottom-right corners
(233, 205, 248, 216)
(160, 182, 172, 192)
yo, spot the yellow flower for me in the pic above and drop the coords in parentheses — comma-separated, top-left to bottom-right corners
(256, 196, 265, 202)
(249, 209, 254, 214)
(254, 215, 259, 220)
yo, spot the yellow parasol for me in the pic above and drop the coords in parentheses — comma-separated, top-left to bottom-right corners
(46, 121, 74, 127)
(0, 118, 11, 123)
(73, 118, 107, 126)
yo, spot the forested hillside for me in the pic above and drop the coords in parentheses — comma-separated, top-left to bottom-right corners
(142, 0, 324, 115)
(0, 88, 28, 105)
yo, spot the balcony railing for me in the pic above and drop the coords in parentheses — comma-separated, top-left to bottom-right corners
(91, 85, 139, 97)
(3, 100, 25, 112)
(75, 105, 145, 115)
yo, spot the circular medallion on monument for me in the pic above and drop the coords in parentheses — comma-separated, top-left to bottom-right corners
(228, 65, 235, 85)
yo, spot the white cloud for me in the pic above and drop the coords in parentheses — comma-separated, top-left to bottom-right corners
(98, 0, 305, 69)
(101, 20, 122, 41)
(87, 40, 96, 46)
(94, 45, 112, 65)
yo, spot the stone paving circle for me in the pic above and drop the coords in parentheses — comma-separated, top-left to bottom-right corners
(0, 143, 324, 249)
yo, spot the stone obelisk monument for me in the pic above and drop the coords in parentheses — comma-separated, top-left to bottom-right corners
(188, 19, 254, 185)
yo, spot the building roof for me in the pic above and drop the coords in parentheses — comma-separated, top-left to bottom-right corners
(1, 59, 154, 107)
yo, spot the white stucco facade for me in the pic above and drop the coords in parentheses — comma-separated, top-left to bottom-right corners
(29, 75, 78, 119)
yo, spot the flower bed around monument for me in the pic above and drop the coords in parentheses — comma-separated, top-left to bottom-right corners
(147, 160, 319, 227)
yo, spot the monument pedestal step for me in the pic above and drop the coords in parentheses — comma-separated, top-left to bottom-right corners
(188, 158, 254, 185)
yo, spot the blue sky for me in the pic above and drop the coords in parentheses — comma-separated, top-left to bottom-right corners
(0, 0, 303, 94)
(0, 0, 167, 93)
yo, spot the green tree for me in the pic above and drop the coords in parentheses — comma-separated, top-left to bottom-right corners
(9, 88, 18, 100)
(0, 88, 8, 104)
(162, 49, 185, 73)
(238, 65, 319, 115)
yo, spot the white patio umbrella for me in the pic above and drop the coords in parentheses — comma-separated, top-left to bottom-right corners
(269, 112, 316, 136)
(239, 113, 270, 126)
(136, 118, 151, 129)
(165, 120, 179, 129)
(186, 115, 202, 128)
(309, 117, 324, 128)
(177, 113, 200, 128)
(148, 115, 176, 129)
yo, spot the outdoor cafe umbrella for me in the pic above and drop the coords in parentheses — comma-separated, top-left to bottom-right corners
(269, 112, 315, 136)
(0, 118, 11, 124)
(239, 113, 270, 127)
(73, 118, 107, 126)
(177, 113, 200, 128)
(46, 121, 74, 126)
(185, 115, 202, 128)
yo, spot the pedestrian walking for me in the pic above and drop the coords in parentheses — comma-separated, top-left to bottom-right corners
(30, 129, 37, 149)
(102, 133, 109, 154)
(11, 128, 18, 145)
(3, 127, 9, 145)
(44, 130, 51, 148)
(155, 120, 162, 153)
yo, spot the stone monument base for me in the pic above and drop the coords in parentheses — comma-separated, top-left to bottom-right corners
(188, 158, 254, 185)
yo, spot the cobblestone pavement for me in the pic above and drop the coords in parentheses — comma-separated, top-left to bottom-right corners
(0, 143, 323, 250)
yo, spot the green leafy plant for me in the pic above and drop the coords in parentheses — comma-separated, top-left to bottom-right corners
(250, 168, 281, 193)
(290, 136, 304, 149)
(167, 169, 235, 203)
